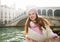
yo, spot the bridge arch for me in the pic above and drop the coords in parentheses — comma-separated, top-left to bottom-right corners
(54, 9, 60, 17)
(42, 9, 46, 16)
(47, 9, 53, 16)
(38, 9, 41, 15)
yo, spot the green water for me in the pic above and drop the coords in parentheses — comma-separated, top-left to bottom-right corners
(0, 27, 26, 42)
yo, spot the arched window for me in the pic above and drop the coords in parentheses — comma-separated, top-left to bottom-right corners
(38, 9, 41, 15)
(42, 9, 46, 16)
(5, 20, 7, 24)
(47, 9, 53, 16)
(54, 10, 60, 17)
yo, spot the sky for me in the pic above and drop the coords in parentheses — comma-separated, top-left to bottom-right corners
(1, 0, 60, 10)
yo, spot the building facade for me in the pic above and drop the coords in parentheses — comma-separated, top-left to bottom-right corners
(0, 5, 21, 26)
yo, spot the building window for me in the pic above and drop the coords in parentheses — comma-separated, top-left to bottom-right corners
(42, 9, 46, 16)
(38, 9, 41, 15)
(1, 10, 3, 18)
(5, 15, 7, 18)
(5, 20, 7, 24)
(47, 9, 53, 16)
(9, 13, 11, 19)
(1, 13, 3, 18)
(5, 12, 7, 18)
(9, 20, 11, 23)
(54, 9, 60, 17)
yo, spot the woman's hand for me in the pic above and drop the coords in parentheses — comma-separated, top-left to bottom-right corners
(52, 33, 59, 39)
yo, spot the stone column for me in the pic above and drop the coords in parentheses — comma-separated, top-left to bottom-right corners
(41, 9, 42, 16)
(53, 10, 54, 18)
(46, 9, 48, 17)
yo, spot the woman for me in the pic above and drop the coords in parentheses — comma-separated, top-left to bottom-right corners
(24, 8, 59, 42)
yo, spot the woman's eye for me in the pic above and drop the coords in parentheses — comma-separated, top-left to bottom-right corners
(32, 13, 35, 15)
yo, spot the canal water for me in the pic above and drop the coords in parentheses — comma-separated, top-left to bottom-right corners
(0, 27, 26, 42)
(0, 27, 60, 42)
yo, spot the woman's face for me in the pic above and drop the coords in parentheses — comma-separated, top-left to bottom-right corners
(28, 10, 37, 21)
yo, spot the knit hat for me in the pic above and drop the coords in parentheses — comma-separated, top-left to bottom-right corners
(26, 7, 38, 16)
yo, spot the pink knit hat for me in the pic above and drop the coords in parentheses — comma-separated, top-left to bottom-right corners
(26, 8, 38, 15)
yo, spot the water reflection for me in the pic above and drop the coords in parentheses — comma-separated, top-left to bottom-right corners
(0, 27, 25, 42)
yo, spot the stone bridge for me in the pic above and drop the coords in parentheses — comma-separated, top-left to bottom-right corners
(6, 7, 60, 26)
